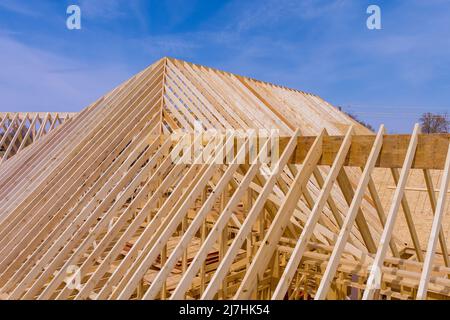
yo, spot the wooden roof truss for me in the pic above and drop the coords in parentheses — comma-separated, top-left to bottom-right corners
(0, 112, 74, 163)
(0, 58, 449, 300)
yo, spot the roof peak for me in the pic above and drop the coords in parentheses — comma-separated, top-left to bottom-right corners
(158, 56, 319, 98)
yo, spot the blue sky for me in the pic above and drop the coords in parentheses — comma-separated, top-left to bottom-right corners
(0, 0, 449, 133)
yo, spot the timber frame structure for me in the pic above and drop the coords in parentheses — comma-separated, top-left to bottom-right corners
(0, 112, 74, 163)
(0, 57, 449, 300)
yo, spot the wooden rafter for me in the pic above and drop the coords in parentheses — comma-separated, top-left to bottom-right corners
(0, 112, 74, 163)
(0, 58, 449, 301)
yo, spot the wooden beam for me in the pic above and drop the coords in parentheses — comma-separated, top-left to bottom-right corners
(142, 138, 250, 299)
(366, 177, 400, 257)
(315, 125, 385, 299)
(272, 127, 354, 300)
(416, 142, 450, 299)
(286, 134, 450, 170)
(201, 129, 301, 299)
(390, 168, 423, 261)
(423, 169, 450, 267)
(336, 169, 377, 254)
(172, 133, 450, 169)
(363, 124, 421, 300)
(170, 137, 273, 299)
(234, 131, 324, 299)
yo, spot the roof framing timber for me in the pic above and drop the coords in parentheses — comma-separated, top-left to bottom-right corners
(0, 57, 449, 301)
(0, 112, 74, 163)
(174, 133, 450, 169)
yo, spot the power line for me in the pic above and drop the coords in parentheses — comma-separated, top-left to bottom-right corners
(342, 105, 450, 111)
(348, 112, 447, 117)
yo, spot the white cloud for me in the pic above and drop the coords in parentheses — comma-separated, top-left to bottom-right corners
(140, 34, 200, 57)
(228, 0, 349, 32)
(0, 34, 130, 112)
(0, 0, 39, 16)
(78, 0, 125, 19)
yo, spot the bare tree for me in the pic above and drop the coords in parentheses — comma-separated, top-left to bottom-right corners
(338, 107, 375, 132)
(419, 112, 449, 133)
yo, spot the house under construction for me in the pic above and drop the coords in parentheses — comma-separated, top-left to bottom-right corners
(0, 57, 449, 300)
